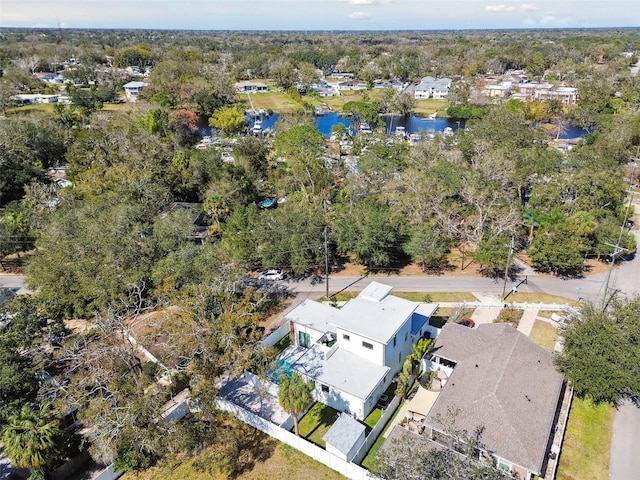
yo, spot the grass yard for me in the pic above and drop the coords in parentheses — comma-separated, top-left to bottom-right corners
(364, 408, 382, 430)
(237, 91, 303, 113)
(413, 98, 448, 116)
(394, 291, 478, 303)
(298, 402, 340, 448)
(360, 398, 403, 471)
(122, 437, 346, 480)
(529, 320, 558, 349)
(557, 397, 614, 480)
(508, 292, 579, 306)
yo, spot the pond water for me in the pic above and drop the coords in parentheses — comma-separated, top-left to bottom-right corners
(199, 112, 588, 140)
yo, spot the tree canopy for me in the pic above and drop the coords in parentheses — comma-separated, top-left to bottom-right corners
(555, 296, 640, 404)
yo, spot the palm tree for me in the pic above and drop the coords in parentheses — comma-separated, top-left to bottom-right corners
(1, 404, 62, 475)
(277, 372, 312, 436)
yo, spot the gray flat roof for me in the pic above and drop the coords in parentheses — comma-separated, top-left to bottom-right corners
(291, 344, 389, 401)
(285, 299, 339, 335)
(323, 413, 365, 455)
(337, 292, 418, 344)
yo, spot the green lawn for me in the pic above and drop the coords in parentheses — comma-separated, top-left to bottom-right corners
(364, 408, 382, 430)
(298, 402, 340, 448)
(237, 92, 303, 113)
(557, 397, 614, 480)
(360, 399, 403, 471)
(529, 320, 558, 349)
(394, 291, 478, 303)
(508, 292, 579, 306)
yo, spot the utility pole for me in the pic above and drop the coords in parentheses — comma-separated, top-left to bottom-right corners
(502, 236, 515, 300)
(324, 226, 329, 299)
(602, 159, 637, 310)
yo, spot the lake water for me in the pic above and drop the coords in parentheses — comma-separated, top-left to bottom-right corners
(200, 112, 588, 140)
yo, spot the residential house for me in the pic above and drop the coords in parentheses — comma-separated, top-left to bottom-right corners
(10, 94, 59, 105)
(329, 71, 355, 80)
(537, 86, 578, 105)
(284, 281, 438, 420)
(482, 82, 511, 99)
(161, 202, 210, 242)
(414, 76, 452, 99)
(123, 81, 148, 102)
(36, 72, 65, 84)
(234, 81, 268, 93)
(336, 79, 368, 91)
(310, 81, 337, 97)
(422, 323, 565, 480)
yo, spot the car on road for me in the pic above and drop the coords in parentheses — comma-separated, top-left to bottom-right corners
(458, 318, 475, 328)
(258, 269, 285, 281)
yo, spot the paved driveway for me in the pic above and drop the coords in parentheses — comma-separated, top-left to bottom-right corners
(610, 400, 640, 480)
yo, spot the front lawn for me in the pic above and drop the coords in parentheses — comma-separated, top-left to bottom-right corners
(529, 320, 558, 349)
(298, 402, 340, 448)
(557, 397, 614, 480)
(508, 292, 579, 306)
(394, 292, 478, 303)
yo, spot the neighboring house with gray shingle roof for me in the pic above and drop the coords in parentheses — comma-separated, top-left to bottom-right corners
(285, 281, 438, 420)
(423, 323, 565, 480)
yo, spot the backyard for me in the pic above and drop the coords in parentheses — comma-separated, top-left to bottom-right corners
(121, 436, 347, 480)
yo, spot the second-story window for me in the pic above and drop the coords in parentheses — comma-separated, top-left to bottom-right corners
(362, 341, 373, 350)
(343, 333, 350, 341)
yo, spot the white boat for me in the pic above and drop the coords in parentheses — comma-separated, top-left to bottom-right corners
(395, 126, 406, 137)
(360, 122, 372, 134)
(251, 120, 263, 135)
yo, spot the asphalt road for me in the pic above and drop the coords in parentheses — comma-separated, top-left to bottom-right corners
(287, 267, 633, 304)
(609, 400, 640, 480)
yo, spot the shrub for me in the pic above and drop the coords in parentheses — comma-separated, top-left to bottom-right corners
(495, 308, 523, 327)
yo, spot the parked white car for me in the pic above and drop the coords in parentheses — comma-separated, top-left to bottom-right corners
(258, 269, 285, 281)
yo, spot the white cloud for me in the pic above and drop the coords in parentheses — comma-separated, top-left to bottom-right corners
(349, 11, 372, 20)
(485, 3, 538, 13)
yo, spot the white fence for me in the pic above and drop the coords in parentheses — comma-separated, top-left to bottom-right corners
(94, 464, 123, 480)
(260, 320, 291, 348)
(437, 301, 578, 312)
(352, 395, 401, 465)
(216, 397, 378, 480)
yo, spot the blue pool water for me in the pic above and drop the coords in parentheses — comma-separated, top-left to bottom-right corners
(268, 359, 294, 384)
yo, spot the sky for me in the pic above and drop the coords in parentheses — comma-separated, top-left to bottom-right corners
(1, 0, 639, 31)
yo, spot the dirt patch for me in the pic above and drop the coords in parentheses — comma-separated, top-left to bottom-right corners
(64, 318, 92, 335)
(333, 247, 611, 279)
(0, 250, 36, 273)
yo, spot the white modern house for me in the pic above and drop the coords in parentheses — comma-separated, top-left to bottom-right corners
(283, 282, 438, 420)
